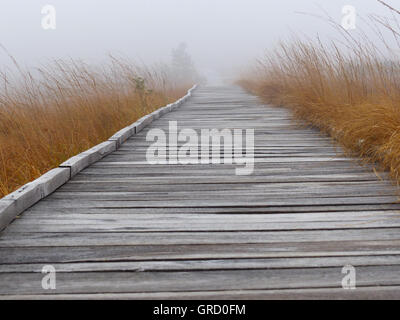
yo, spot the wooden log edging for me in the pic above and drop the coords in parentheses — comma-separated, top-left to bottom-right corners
(0, 84, 197, 231)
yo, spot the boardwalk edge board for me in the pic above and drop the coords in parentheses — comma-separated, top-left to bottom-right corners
(0, 84, 197, 232)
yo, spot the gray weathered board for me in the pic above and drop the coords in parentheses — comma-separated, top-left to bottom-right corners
(1, 85, 400, 299)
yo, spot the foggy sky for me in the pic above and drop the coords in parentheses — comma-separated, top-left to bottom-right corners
(0, 0, 397, 79)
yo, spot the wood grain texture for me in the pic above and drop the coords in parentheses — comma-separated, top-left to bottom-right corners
(1, 85, 400, 299)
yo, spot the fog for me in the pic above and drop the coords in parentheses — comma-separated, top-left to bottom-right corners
(0, 0, 397, 82)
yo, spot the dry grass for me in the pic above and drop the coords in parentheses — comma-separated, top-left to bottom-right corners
(0, 56, 190, 197)
(238, 2, 400, 185)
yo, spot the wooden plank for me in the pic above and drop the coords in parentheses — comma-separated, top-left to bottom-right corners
(21, 204, 400, 214)
(7, 215, 400, 233)
(1, 241, 400, 264)
(16, 210, 400, 222)
(1, 266, 400, 295)
(30, 196, 400, 208)
(57, 176, 391, 192)
(2, 255, 400, 273)
(1, 228, 400, 246)
(3, 286, 400, 299)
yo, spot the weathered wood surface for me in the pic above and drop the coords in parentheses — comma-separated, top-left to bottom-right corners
(1, 85, 400, 299)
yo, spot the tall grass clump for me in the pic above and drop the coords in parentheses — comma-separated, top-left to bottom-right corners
(238, 1, 400, 185)
(0, 55, 192, 197)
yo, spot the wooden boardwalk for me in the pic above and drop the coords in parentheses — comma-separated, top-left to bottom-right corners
(1, 85, 400, 299)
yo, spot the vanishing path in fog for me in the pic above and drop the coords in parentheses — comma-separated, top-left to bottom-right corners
(1, 86, 400, 298)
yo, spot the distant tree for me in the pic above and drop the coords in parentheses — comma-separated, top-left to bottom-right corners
(171, 42, 201, 84)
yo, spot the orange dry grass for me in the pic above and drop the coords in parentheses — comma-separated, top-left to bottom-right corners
(238, 6, 400, 185)
(0, 57, 189, 197)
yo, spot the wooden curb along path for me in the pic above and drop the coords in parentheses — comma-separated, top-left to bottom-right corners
(1, 85, 400, 299)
